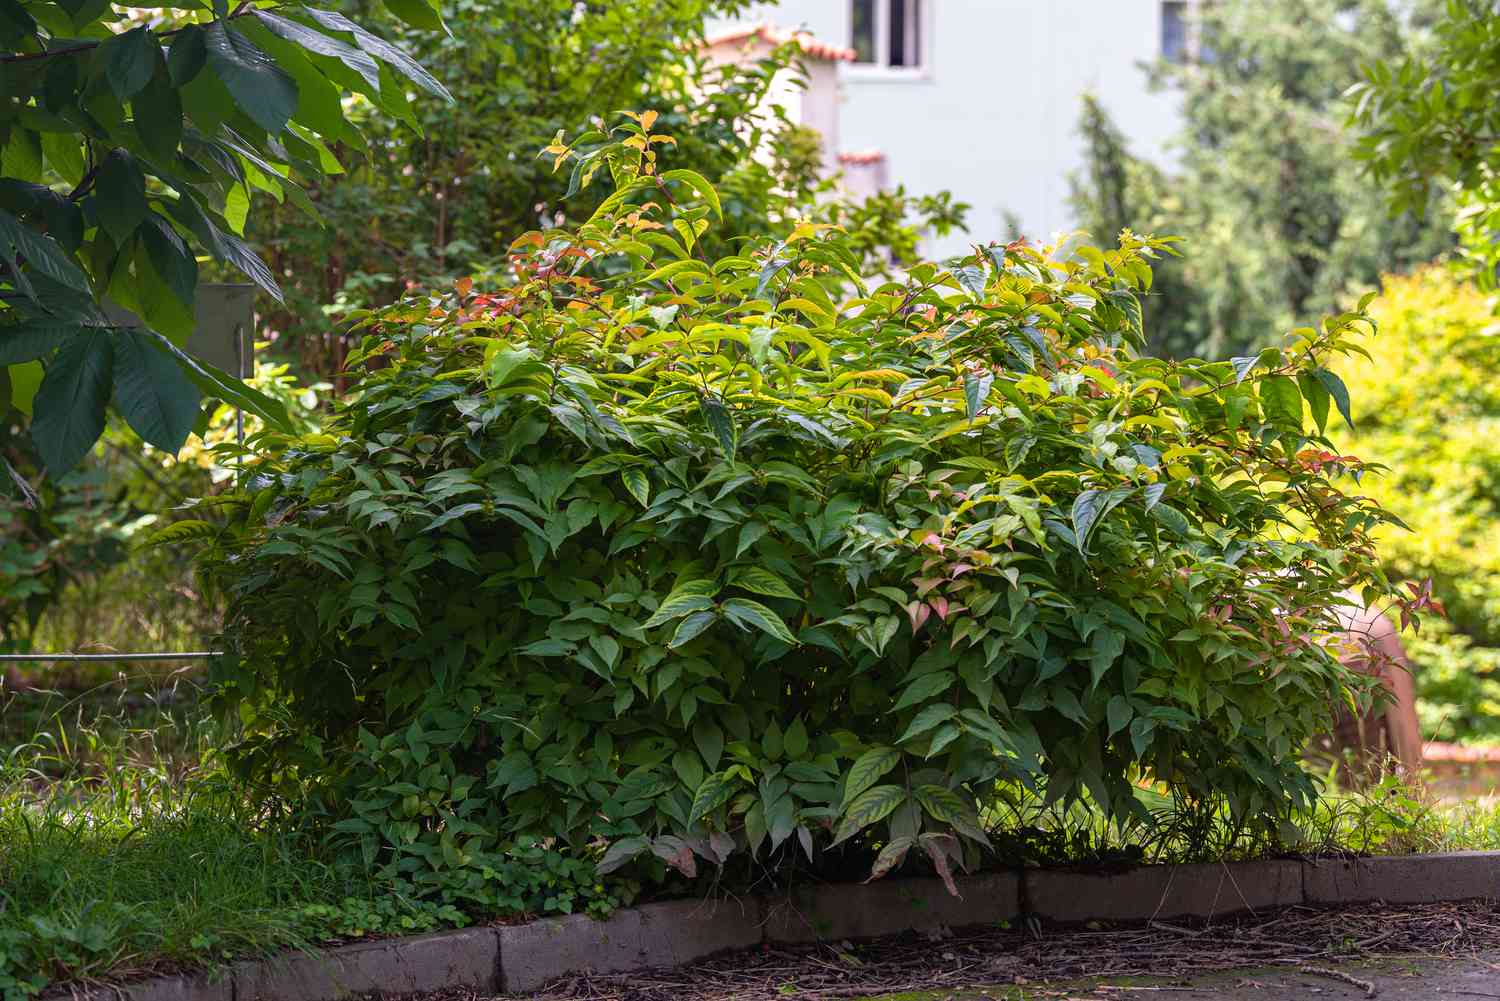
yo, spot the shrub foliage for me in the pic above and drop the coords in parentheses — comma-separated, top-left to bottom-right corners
(201, 118, 1410, 905)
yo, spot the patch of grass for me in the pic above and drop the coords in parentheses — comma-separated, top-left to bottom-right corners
(0, 680, 457, 1000)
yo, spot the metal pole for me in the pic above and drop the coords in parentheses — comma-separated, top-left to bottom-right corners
(0, 652, 222, 663)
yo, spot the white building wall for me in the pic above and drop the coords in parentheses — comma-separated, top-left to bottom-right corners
(709, 1, 1184, 257)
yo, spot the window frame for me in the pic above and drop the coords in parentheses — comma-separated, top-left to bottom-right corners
(848, 0, 931, 81)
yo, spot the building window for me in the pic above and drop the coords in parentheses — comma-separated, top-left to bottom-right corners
(1161, 1, 1188, 63)
(851, 0, 923, 70)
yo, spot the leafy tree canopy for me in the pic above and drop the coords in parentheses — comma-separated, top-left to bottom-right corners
(1349, 0, 1500, 307)
(0, 0, 444, 479)
(1071, 0, 1454, 360)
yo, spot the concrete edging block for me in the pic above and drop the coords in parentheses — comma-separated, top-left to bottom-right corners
(1303, 851, 1500, 905)
(69, 851, 1500, 1001)
(496, 895, 760, 994)
(234, 926, 499, 1001)
(762, 872, 1021, 944)
(1025, 859, 1303, 924)
(77, 974, 233, 1001)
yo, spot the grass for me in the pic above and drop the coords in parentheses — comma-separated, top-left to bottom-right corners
(0, 678, 442, 1000)
(5, 676, 1500, 999)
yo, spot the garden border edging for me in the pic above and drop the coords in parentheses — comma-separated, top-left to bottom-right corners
(74, 851, 1500, 1001)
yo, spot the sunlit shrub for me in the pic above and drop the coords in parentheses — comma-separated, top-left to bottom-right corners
(199, 117, 1409, 905)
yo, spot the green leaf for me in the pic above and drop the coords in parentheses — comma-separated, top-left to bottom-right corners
(6, 361, 41, 415)
(31, 326, 113, 475)
(140, 214, 198, 307)
(252, 9, 380, 92)
(832, 784, 905, 845)
(620, 466, 649, 506)
(0, 320, 80, 366)
(111, 327, 201, 452)
(892, 671, 953, 712)
(783, 717, 809, 759)
(668, 610, 715, 648)
(841, 746, 900, 810)
(688, 771, 738, 823)
(1070, 486, 1131, 555)
(1296, 372, 1330, 435)
(101, 25, 159, 101)
(302, 8, 451, 101)
(164, 193, 281, 301)
(39, 132, 85, 186)
(134, 66, 184, 163)
(1259, 375, 1303, 430)
(168, 25, 208, 86)
(643, 581, 717, 629)
(692, 719, 724, 770)
(720, 597, 797, 645)
(659, 169, 722, 220)
(899, 703, 957, 744)
(0, 209, 91, 296)
(963, 370, 993, 419)
(596, 835, 649, 875)
(380, 0, 443, 31)
(699, 395, 736, 459)
(914, 785, 991, 846)
(728, 566, 800, 601)
(204, 21, 299, 134)
(1106, 695, 1134, 737)
(1313, 368, 1354, 431)
(95, 149, 150, 246)
(139, 327, 291, 430)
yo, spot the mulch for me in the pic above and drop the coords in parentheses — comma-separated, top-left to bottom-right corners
(414, 900, 1500, 1000)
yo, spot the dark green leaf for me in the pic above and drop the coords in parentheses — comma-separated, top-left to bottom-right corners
(95, 149, 150, 245)
(302, 8, 451, 101)
(688, 771, 737, 823)
(137, 326, 290, 430)
(134, 66, 184, 162)
(252, 9, 380, 92)
(1071, 486, 1132, 555)
(140, 214, 198, 305)
(31, 326, 113, 475)
(168, 25, 208, 86)
(380, 0, 442, 31)
(832, 784, 905, 845)
(721, 597, 797, 645)
(699, 395, 736, 459)
(0, 209, 91, 296)
(841, 746, 899, 809)
(1313, 368, 1354, 431)
(963, 370, 993, 419)
(111, 327, 201, 452)
(204, 21, 298, 134)
(100, 25, 159, 101)
(0, 320, 82, 365)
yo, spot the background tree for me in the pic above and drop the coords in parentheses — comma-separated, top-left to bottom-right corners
(1070, 0, 1454, 359)
(248, 0, 970, 380)
(1349, 0, 1500, 309)
(0, 0, 444, 480)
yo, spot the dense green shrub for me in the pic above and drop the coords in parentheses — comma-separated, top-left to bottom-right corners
(200, 118, 1412, 906)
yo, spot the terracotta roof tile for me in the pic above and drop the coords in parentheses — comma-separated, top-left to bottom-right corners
(704, 23, 857, 63)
